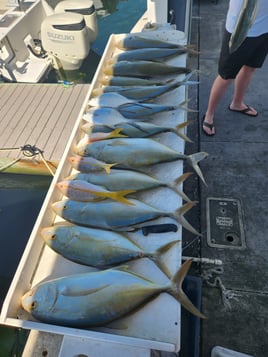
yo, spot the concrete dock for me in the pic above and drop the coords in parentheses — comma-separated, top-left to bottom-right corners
(183, 1, 268, 356)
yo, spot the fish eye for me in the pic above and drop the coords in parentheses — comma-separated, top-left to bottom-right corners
(51, 234, 56, 240)
(31, 301, 37, 310)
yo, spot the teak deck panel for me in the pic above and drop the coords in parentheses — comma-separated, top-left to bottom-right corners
(0, 83, 90, 162)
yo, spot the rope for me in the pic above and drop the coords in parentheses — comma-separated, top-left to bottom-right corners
(202, 266, 240, 310)
(0, 144, 55, 176)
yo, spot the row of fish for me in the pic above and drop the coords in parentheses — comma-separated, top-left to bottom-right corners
(21, 33, 206, 328)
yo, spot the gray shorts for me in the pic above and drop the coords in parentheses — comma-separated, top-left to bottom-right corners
(218, 30, 268, 79)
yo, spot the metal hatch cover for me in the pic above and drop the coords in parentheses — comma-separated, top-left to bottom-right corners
(206, 197, 246, 249)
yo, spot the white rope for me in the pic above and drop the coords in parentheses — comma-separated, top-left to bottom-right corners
(202, 266, 240, 310)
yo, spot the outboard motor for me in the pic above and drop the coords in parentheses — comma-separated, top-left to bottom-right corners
(41, 12, 90, 70)
(54, 0, 98, 42)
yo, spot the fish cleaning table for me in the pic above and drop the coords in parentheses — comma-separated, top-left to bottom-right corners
(1, 27, 193, 356)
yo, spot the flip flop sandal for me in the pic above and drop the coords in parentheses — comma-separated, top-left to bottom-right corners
(202, 116, 215, 136)
(228, 104, 258, 117)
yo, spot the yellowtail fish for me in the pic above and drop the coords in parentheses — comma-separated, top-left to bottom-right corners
(94, 100, 190, 119)
(41, 224, 178, 275)
(103, 60, 191, 78)
(67, 170, 193, 203)
(76, 138, 208, 185)
(52, 199, 200, 235)
(115, 34, 189, 50)
(110, 47, 188, 62)
(100, 75, 174, 86)
(229, 0, 259, 53)
(83, 107, 133, 126)
(56, 179, 136, 205)
(82, 120, 193, 143)
(88, 92, 136, 108)
(91, 79, 198, 101)
(21, 260, 205, 328)
(68, 155, 117, 174)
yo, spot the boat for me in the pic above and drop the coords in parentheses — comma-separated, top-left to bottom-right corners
(0, 0, 199, 355)
(0, 0, 98, 82)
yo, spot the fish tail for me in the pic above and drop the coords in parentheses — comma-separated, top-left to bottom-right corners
(104, 163, 118, 174)
(173, 172, 193, 185)
(170, 172, 193, 202)
(186, 152, 208, 185)
(108, 190, 137, 205)
(173, 121, 193, 143)
(169, 259, 206, 319)
(151, 240, 180, 278)
(108, 128, 128, 139)
(178, 100, 198, 112)
(173, 202, 201, 236)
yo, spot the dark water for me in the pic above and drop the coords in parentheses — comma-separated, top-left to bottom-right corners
(0, 174, 52, 356)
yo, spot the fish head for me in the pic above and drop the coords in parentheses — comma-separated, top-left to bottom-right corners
(68, 155, 82, 170)
(21, 283, 57, 315)
(56, 180, 69, 196)
(76, 135, 91, 150)
(81, 122, 92, 134)
(51, 200, 69, 216)
(82, 112, 94, 126)
(40, 226, 58, 244)
(40, 225, 73, 248)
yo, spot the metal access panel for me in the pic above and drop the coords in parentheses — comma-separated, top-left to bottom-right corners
(206, 197, 246, 249)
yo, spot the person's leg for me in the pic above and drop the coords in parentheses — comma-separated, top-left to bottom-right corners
(229, 65, 257, 115)
(202, 75, 233, 135)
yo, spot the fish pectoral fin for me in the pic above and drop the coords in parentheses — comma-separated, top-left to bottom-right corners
(61, 284, 110, 297)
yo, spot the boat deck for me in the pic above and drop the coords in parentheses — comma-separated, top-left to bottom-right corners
(0, 83, 90, 166)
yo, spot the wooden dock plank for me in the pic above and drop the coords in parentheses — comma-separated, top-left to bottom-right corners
(0, 83, 90, 165)
(20, 86, 61, 149)
(49, 84, 88, 160)
(1, 86, 46, 156)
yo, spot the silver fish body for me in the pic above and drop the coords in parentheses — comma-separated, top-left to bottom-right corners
(68, 169, 192, 202)
(92, 81, 195, 101)
(110, 47, 185, 62)
(115, 34, 183, 50)
(104, 60, 191, 78)
(85, 121, 192, 142)
(52, 198, 199, 235)
(75, 138, 208, 184)
(83, 107, 142, 126)
(68, 155, 117, 174)
(100, 75, 174, 86)
(41, 224, 178, 272)
(229, 0, 259, 53)
(115, 102, 179, 118)
(56, 179, 135, 205)
(21, 260, 205, 327)
(88, 93, 136, 108)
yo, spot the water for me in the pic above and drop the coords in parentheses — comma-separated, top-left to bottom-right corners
(0, 174, 52, 356)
